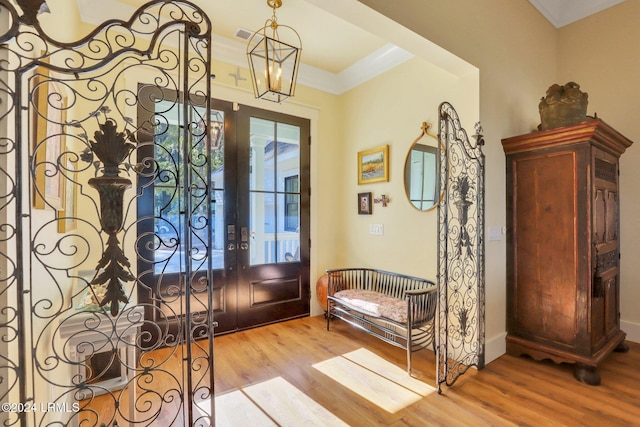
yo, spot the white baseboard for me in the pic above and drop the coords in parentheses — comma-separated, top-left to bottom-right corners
(485, 331, 507, 365)
(621, 319, 640, 344)
(483, 321, 639, 367)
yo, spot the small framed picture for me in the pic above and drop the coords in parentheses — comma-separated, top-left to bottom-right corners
(358, 192, 372, 215)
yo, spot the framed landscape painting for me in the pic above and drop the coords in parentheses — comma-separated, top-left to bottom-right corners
(358, 144, 389, 185)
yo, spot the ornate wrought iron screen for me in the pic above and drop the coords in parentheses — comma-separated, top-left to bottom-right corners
(436, 102, 485, 393)
(0, 1, 215, 425)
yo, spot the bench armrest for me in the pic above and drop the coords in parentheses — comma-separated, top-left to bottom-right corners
(407, 286, 437, 324)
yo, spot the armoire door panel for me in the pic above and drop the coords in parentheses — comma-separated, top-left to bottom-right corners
(591, 286, 605, 346)
(605, 275, 619, 336)
(513, 152, 578, 344)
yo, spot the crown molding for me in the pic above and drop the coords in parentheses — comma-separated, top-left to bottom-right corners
(335, 44, 413, 94)
(528, 0, 627, 28)
(528, 0, 563, 27)
(76, 0, 413, 95)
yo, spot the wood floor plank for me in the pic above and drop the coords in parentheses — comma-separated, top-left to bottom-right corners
(480, 362, 587, 425)
(487, 355, 640, 425)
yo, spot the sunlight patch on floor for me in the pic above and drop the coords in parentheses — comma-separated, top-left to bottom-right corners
(197, 347, 435, 423)
(342, 348, 435, 396)
(313, 348, 436, 413)
(197, 389, 277, 427)
(243, 377, 350, 427)
(197, 377, 350, 427)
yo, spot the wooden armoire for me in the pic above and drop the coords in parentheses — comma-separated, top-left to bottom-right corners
(501, 118, 632, 385)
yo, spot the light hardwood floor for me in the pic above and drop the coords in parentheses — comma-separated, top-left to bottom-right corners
(83, 315, 640, 426)
(213, 315, 640, 427)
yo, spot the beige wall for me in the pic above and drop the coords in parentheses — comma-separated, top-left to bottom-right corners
(558, 1, 640, 340)
(357, 0, 559, 360)
(358, 0, 640, 347)
(39, 0, 84, 39)
(338, 57, 478, 280)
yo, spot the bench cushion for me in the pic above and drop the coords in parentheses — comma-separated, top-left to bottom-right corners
(334, 289, 408, 323)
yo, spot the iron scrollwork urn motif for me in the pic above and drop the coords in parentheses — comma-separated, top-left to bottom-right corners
(453, 175, 474, 258)
(83, 110, 137, 316)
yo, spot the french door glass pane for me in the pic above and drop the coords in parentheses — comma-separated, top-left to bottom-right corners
(278, 193, 300, 262)
(209, 108, 225, 271)
(249, 118, 301, 266)
(153, 102, 225, 273)
(250, 117, 275, 192)
(276, 122, 300, 192)
(250, 192, 275, 265)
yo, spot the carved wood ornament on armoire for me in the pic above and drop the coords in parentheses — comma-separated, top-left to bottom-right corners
(502, 83, 632, 385)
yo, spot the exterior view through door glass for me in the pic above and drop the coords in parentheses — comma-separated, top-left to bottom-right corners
(138, 91, 309, 337)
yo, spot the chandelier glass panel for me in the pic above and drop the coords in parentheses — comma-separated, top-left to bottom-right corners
(247, 0, 302, 103)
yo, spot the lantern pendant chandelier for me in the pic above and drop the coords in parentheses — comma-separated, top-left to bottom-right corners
(246, 0, 302, 103)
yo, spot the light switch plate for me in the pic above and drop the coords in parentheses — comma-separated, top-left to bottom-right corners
(369, 224, 384, 235)
(488, 226, 501, 241)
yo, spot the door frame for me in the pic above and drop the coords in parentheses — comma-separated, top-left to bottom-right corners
(136, 92, 312, 338)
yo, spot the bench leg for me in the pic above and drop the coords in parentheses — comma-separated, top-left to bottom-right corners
(407, 327, 413, 376)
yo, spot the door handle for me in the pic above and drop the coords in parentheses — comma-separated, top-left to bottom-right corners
(227, 243, 236, 251)
(240, 242, 248, 250)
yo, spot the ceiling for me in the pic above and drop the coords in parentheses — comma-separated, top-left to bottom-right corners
(527, 0, 626, 28)
(76, 0, 411, 95)
(80, 0, 388, 73)
(74, 0, 626, 94)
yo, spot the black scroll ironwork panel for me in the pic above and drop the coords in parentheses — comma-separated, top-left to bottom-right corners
(1, 1, 215, 425)
(436, 102, 485, 393)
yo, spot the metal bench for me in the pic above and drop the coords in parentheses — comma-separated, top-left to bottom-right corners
(326, 268, 437, 375)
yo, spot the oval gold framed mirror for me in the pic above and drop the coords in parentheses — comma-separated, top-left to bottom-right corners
(404, 122, 441, 211)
